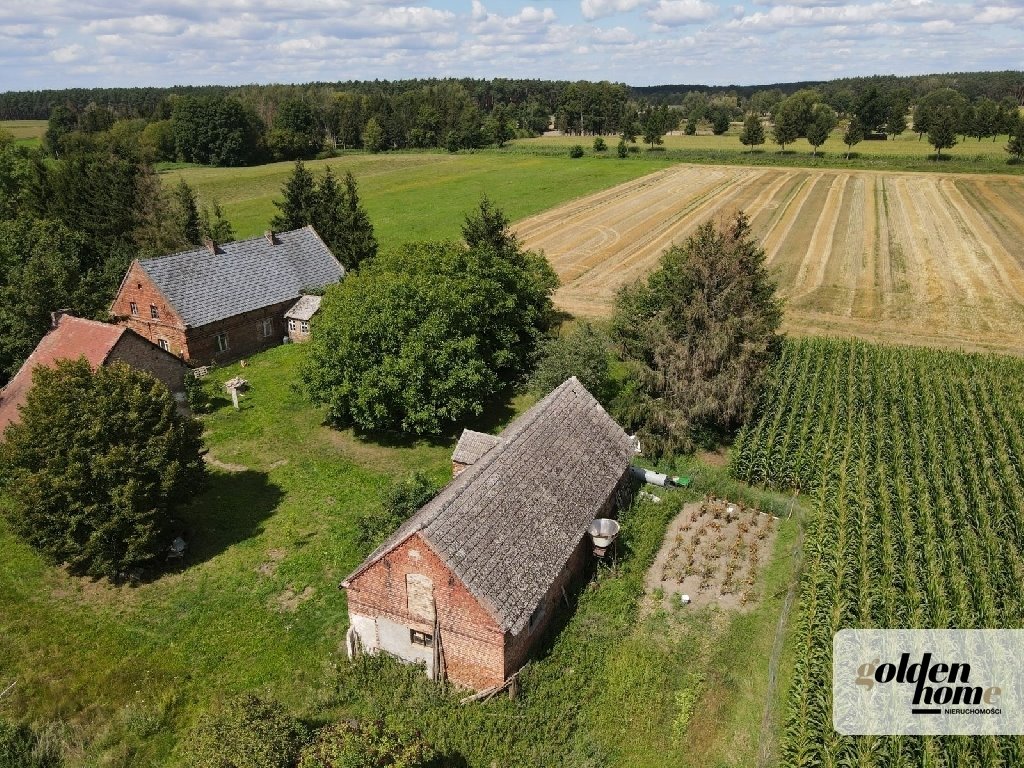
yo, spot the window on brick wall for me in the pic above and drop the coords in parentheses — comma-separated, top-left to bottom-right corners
(300, 321, 309, 334)
(215, 332, 229, 352)
(150, 304, 159, 319)
(157, 339, 169, 352)
(288, 319, 296, 332)
(410, 629, 433, 647)
(129, 302, 138, 316)
(261, 318, 273, 337)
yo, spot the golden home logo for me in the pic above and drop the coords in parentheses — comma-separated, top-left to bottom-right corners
(854, 653, 1002, 714)
(833, 629, 1024, 736)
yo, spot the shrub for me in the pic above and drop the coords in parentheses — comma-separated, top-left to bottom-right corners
(592, 137, 607, 152)
(298, 720, 436, 768)
(569, 144, 584, 158)
(187, 694, 308, 768)
(616, 139, 628, 158)
(530, 321, 612, 403)
(0, 360, 206, 579)
(356, 472, 440, 548)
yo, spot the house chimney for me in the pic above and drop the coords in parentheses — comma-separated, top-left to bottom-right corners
(50, 308, 71, 328)
(264, 230, 277, 245)
(203, 238, 220, 255)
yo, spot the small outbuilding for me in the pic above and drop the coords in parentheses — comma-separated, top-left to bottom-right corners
(0, 313, 189, 437)
(284, 295, 322, 342)
(342, 377, 636, 691)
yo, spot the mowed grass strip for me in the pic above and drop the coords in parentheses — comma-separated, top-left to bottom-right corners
(169, 152, 677, 245)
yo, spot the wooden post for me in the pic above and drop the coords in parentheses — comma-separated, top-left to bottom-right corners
(230, 387, 239, 410)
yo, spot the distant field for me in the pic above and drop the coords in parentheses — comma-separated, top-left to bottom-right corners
(170, 153, 676, 247)
(516, 165, 1024, 355)
(0, 119, 46, 139)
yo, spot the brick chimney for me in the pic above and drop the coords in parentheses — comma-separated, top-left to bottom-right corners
(264, 230, 277, 245)
(203, 238, 220, 255)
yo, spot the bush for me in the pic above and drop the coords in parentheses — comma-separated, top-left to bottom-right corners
(356, 472, 440, 548)
(298, 720, 436, 768)
(187, 694, 308, 768)
(592, 137, 607, 152)
(0, 360, 206, 579)
(569, 144, 584, 158)
(617, 139, 628, 158)
(530, 321, 612, 403)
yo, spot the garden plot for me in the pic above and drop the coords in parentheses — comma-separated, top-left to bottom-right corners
(516, 165, 1024, 355)
(645, 498, 778, 613)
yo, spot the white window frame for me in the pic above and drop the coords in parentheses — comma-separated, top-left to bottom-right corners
(129, 302, 138, 316)
(150, 304, 159, 319)
(261, 317, 273, 338)
(300, 320, 309, 334)
(215, 332, 229, 353)
(157, 338, 170, 352)
(288, 319, 297, 332)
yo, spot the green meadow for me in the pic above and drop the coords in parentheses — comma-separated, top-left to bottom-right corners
(0, 344, 804, 767)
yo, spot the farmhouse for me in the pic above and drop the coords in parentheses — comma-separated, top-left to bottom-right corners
(342, 377, 636, 691)
(0, 313, 189, 436)
(110, 226, 342, 364)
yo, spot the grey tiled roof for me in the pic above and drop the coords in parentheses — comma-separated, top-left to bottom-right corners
(345, 378, 635, 635)
(451, 429, 502, 466)
(139, 226, 342, 328)
(285, 294, 322, 321)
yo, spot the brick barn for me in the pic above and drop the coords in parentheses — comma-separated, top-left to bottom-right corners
(342, 377, 636, 691)
(110, 226, 342, 364)
(0, 313, 189, 436)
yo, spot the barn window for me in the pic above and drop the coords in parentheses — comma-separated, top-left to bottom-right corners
(215, 332, 229, 352)
(300, 321, 309, 334)
(150, 304, 159, 319)
(410, 629, 433, 647)
(129, 302, 138, 316)
(261, 318, 273, 337)
(157, 339, 169, 352)
(288, 319, 296, 332)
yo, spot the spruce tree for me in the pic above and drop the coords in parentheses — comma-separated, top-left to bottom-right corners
(271, 160, 317, 231)
(199, 199, 234, 243)
(333, 171, 378, 271)
(170, 179, 202, 246)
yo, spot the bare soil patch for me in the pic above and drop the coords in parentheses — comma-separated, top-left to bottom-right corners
(645, 498, 778, 615)
(204, 454, 248, 473)
(256, 548, 287, 576)
(272, 585, 315, 612)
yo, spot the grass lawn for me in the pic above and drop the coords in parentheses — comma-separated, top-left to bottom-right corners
(169, 152, 676, 245)
(0, 344, 804, 767)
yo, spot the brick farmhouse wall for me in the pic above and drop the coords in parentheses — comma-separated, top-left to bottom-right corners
(106, 333, 189, 399)
(346, 533, 507, 691)
(112, 262, 295, 365)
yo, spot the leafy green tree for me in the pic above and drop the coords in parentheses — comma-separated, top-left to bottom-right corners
(1007, 122, 1024, 162)
(0, 360, 205, 579)
(199, 199, 234, 243)
(843, 118, 864, 159)
(298, 720, 436, 768)
(187, 694, 308, 768)
(303, 211, 556, 435)
(684, 116, 697, 135)
(271, 160, 317, 232)
(268, 98, 322, 160)
(569, 144, 584, 158)
(530, 321, 611, 402)
(611, 212, 783, 457)
(771, 103, 800, 151)
(43, 104, 77, 156)
(593, 136, 607, 152)
(140, 119, 175, 161)
(913, 89, 967, 143)
(355, 472, 440, 548)
(710, 107, 731, 135)
(362, 117, 385, 153)
(973, 98, 999, 142)
(854, 86, 888, 134)
(171, 96, 264, 167)
(617, 138, 628, 157)
(620, 113, 638, 144)
(484, 104, 515, 148)
(806, 104, 837, 156)
(928, 108, 959, 159)
(738, 113, 764, 153)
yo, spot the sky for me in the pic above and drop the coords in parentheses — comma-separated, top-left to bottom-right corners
(1, 0, 1022, 91)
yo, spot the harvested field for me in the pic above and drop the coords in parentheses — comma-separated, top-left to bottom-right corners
(516, 165, 1024, 354)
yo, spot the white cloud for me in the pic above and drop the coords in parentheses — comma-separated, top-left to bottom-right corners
(647, 0, 718, 26)
(52, 42, 84, 62)
(580, 0, 648, 22)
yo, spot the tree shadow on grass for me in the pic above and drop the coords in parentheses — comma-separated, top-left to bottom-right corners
(169, 469, 284, 570)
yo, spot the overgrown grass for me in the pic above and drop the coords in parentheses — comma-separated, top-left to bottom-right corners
(0, 344, 803, 766)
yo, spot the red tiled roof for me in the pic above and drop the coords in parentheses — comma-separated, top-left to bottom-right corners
(0, 315, 126, 435)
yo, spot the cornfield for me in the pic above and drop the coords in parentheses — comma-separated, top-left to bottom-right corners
(732, 337, 1024, 766)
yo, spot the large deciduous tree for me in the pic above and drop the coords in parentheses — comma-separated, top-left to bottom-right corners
(738, 113, 765, 153)
(843, 118, 864, 159)
(0, 360, 205, 579)
(611, 212, 783, 457)
(806, 104, 838, 156)
(303, 201, 557, 435)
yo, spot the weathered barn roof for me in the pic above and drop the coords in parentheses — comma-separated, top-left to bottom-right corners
(135, 226, 342, 328)
(344, 377, 635, 635)
(451, 429, 502, 466)
(284, 294, 322, 321)
(0, 316, 128, 435)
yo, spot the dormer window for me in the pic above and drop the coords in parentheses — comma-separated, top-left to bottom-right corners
(150, 304, 159, 319)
